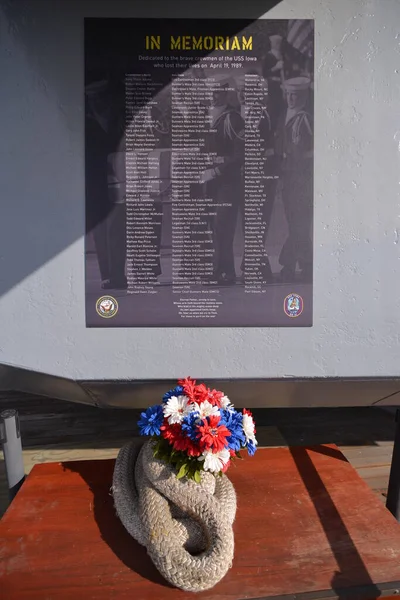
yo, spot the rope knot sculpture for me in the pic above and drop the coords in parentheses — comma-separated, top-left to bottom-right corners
(112, 377, 258, 592)
(112, 440, 237, 592)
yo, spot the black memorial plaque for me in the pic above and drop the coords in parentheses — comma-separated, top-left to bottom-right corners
(85, 18, 314, 326)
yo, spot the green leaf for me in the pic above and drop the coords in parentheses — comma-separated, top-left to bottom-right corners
(176, 463, 189, 479)
(194, 470, 202, 484)
(235, 451, 243, 460)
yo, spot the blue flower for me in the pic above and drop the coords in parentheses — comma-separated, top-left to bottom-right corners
(220, 409, 244, 431)
(220, 409, 246, 451)
(138, 405, 164, 436)
(247, 439, 257, 456)
(181, 411, 201, 441)
(162, 385, 184, 403)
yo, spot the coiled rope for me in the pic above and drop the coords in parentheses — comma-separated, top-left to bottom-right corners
(112, 440, 237, 592)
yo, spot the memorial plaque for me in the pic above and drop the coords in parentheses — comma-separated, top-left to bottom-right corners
(85, 18, 314, 327)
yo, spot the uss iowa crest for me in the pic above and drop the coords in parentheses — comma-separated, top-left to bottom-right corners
(284, 293, 303, 318)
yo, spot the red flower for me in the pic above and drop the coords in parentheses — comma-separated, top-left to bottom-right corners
(197, 415, 230, 453)
(178, 377, 197, 403)
(178, 378, 225, 408)
(172, 434, 202, 456)
(160, 415, 202, 457)
(169, 429, 202, 456)
(193, 384, 223, 407)
(207, 388, 224, 407)
(186, 440, 202, 457)
(193, 383, 209, 402)
(172, 434, 189, 453)
(160, 420, 180, 445)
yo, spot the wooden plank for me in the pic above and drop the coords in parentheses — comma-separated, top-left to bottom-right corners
(354, 464, 391, 479)
(0, 441, 395, 519)
(20, 446, 126, 475)
(363, 476, 392, 494)
(344, 460, 392, 474)
(0, 394, 396, 447)
(1, 446, 400, 599)
(0, 394, 396, 519)
(340, 444, 394, 460)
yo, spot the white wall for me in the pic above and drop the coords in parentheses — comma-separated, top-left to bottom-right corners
(1, 0, 399, 380)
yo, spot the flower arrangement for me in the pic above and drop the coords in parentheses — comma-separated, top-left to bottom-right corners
(138, 377, 258, 482)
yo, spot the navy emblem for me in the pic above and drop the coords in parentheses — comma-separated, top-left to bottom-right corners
(284, 293, 303, 318)
(96, 295, 118, 319)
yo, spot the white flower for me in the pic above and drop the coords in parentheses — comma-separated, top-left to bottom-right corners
(198, 448, 230, 473)
(220, 395, 234, 410)
(193, 400, 220, 420)
(242, 413, 257, 444)
(163, 395, 191, 424)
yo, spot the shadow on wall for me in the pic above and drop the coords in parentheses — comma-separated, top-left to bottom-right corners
(0, 0, 283, 298)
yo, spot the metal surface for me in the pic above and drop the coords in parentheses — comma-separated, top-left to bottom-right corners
(1, 408, 25, 500)
(1, 363, 400, 408)
(0, 363, 97, 406)
(81, 378, 400, 409)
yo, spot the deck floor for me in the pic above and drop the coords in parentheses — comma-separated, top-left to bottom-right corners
(0, 392, 397, 517)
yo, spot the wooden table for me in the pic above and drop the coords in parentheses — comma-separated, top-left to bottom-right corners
(1, 445, 400, 600)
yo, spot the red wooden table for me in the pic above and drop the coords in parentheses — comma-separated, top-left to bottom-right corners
(1, 445, 400, 599)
